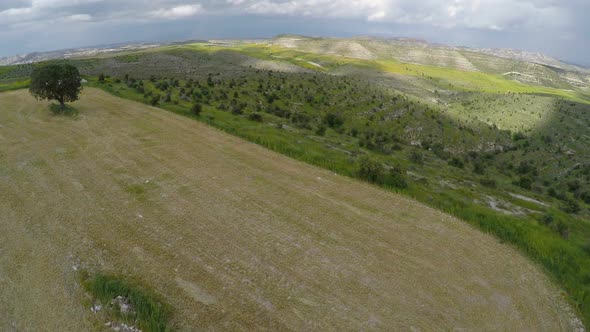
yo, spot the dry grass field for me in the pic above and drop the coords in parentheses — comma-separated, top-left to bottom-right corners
(0, 88, 581, 330)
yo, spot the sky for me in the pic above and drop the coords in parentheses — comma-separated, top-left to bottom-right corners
(0, 0, 588, 66)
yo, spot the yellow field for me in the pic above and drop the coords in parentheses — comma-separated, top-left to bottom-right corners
(0, 88, 579, 330)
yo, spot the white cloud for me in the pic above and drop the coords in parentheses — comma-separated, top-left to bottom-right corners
(0, 0, 574, 31)
(150, 4, 202, 19)
(66, 13, 92, 21)
(217, 0, 570, 30)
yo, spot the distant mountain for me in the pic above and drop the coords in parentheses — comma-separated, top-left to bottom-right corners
(0, 42, 163, 66)
(1, 35, 588, 89)
(469, 47, 589, 73)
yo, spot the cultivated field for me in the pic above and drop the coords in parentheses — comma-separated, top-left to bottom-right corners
(0, 88, 580, 330)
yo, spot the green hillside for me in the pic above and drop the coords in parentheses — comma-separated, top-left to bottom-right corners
(1, 36, 590, 328)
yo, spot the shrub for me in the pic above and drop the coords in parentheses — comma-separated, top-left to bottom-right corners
(315, 124, 327, 136)
(541, 213, 554, 226)
(231, 104, 244, 115)
(323, 112, 344, 128)
(388, 164, 408, 189)
(247, 113, 263, 122)
(472, 160, 486, 175)
(561, 197, 581, 214)
(512, 132, 526, 141)
(409, 151, 423, 164)
(567, 180, 581, 193)
(191, 103, 202, 116)
(448, 157, 464, 168)
(479, 178, 497, 188)
(551, 220, 570, 239)
(150, 95, 160, 106)
(518, 176, 533, 190)
(358, 156, 384, 183)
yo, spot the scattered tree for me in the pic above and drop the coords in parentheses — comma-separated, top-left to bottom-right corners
(358, 156, 384, 183)
(29, 63, 82, 111)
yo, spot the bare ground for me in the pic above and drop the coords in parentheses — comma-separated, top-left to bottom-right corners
(0, 88, 580, 330)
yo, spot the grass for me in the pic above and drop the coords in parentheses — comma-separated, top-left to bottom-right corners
(0, 79, 29, 92)
(49, 103, 79, 117)
(81, 273, 171, 332)
(1, 39, 589, 327)
(0, 88, 578, 330)
(92, 75, 590, 327)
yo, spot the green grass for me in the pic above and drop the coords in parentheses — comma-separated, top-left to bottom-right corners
(0, 79, 30, 92)
(49, 103, 79, 116)
(376, 59, 590, 102)
(81, 273, 171, 332)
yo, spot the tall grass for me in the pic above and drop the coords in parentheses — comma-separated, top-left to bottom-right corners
(82, 273, 171, 332)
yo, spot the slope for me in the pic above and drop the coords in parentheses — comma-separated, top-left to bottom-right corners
(0, 88, 581, 330)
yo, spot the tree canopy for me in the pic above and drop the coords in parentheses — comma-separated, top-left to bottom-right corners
(29, 63, 82, 109)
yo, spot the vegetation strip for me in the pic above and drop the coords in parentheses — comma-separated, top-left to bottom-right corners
(81, 273, 171, 332)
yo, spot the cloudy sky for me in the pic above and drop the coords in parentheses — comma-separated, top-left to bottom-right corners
(0, 0, 588, 65)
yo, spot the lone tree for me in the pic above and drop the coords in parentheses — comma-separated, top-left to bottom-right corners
(29, 63, 82, 111)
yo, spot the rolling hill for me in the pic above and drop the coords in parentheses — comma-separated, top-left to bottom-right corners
(0, 88, 582, 330)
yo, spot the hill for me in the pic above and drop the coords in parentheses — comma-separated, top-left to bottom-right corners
(0, 88, 581, 330)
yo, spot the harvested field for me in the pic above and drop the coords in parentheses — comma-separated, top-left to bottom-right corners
(0, 88, 579, 330)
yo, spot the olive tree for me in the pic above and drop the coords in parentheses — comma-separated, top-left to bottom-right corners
(29, 64, 82, 111)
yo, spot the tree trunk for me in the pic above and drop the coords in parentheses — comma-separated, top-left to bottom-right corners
(58, 96, 65, 111)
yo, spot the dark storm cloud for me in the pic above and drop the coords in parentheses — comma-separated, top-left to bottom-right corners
(0, 0, 588, 65)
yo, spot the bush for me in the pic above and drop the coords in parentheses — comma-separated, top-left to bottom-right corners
(150, 95, 160, 106)
(551, 220, 570, 239)
(518, 176, 533, 190)
(192, 103, 202, 116)
(231, 104, 244, 115)
(315, 124, 327, 136)
(247, 113, 263, 122)
(448, 157, 464, 168)
(358, 156, 384, 183)
(479, 178, 497, 188)
(512, 132, 526, 141)
(323, 112, 344, 128)
(409, 151, 423, 164)
(541, 213, 554, 226)
(472, 160, 486, 175)
(561, 197, 581, 214)
(388, 164, 408, 189)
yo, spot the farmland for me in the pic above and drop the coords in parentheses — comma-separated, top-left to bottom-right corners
(0, 88, 581, 330)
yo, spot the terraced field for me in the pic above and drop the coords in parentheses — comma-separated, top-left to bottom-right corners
(0, 88, 581, 330)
